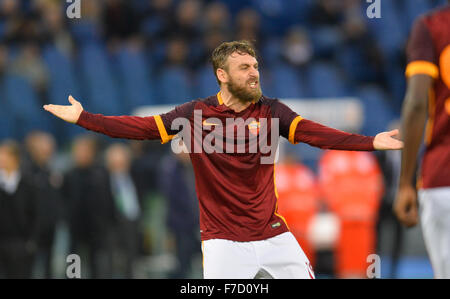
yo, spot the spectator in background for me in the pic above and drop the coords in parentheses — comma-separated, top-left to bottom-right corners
(172, 0, 202, 43)
(158, 37, 193, 103)
(0, 140, 39, 278)
(281, 26, 313, 68)
(103, 0, 140, 44)
(338, 12, 385, 86)
(202, 1, 231, 35)
(375, 120, 404, 278)
(10, 42, 49, 103)
(38, 0, 75, 57)
(105, 143, 142, 278)
(196, 29, 230, 67)
(318, 150, 384, 278)
(276, 152, 319, 267)
(309, 0, 343, 27)
(129, 140, 164, 257)
(24, 131, 62, 278)
(139, 0, 175, 45)
(234, 8, 263, 47)
(159, 144, 200, 278)
(0, 43, 7, 79)
(63, 135, 115, 278)
(129, 140, 161, 203)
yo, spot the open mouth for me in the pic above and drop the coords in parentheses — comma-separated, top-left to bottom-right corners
(248, 81, 258, 89)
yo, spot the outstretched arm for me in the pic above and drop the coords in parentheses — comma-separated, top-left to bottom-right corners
(44, 96, 161, 141)
(291, 118, 403, 151)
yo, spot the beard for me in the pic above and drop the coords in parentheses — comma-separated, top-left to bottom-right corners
(227, 77, 262, 103)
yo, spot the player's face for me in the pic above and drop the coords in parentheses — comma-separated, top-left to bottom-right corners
(223, 52, 262, 103)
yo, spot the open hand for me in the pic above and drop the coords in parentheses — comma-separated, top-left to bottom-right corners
(373, 129, 404, 150)
(43, 95, 83, 124)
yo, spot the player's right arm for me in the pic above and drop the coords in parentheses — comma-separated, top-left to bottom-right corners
(44, 95, 165, 142)
(393, 15, 439, 227)
(394, 74, 433, 227)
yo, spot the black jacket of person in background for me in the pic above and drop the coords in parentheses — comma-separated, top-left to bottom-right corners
(62, 164, 116, 278)
(0, 173, 39, 278)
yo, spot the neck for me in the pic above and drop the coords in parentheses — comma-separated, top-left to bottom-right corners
(219, 88, 253, 113)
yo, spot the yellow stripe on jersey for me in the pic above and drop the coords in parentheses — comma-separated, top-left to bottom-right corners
(288, 116, 303, 144)
(405, 60, 439, 79)
(154, 115, 175, 144)
(425, 88, 436, 146)
(273, 164, 290, 230)
(217, 91, 224, 105)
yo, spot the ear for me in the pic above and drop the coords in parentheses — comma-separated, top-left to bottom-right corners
(216, 68, 228, 85)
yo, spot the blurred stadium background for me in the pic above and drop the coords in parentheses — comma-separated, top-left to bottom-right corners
(0, 0, 445, 278)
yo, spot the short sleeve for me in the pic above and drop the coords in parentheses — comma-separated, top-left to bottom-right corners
(405, 16, 439, 79)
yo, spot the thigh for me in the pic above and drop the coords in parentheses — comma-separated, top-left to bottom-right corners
(419, 188, 450, 278)
(202, 239, 259, 279)
(257, 232, 315, 279)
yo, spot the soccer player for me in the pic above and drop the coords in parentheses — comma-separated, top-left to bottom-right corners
(44, 40, 402, 279)
(394, 3, 450, 278)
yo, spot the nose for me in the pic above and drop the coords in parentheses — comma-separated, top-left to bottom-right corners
(249, 67, 259, 79)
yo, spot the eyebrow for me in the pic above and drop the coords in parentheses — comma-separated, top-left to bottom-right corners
(239, 63, 259, 68)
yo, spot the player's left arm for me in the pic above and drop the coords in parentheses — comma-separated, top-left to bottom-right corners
(273, 99, 403, 151)
(289, 117, 403, 151)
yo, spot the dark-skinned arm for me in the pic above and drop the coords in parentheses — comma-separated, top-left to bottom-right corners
(394, 74, 433, 227)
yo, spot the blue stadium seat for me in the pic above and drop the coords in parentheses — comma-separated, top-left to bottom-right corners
(114, 47, 155, 111)
(0, 21, 5, 39)
(384, 64, 407, 114)
(196, 64, 219, 99)
(42, 45, 84, 141)
(357, 85, 396, 136)
(0, 81, 14, 139)
(335, 45, 377, 84)
(310, 26, 342, 58)
(0, 109, 14, 140)
(260, 38, 283, 67)
(42, 45, 81, 105)
(79, 43, 123, 115)
(365, 0, 406, 59)
(268, 63, 306, 99)
(3, 75, 54, 139)
(69, 20, 102, 45)
(307, 62, 348, 98)
(403, 0, 433, 31)
(157, 66, 192, 104)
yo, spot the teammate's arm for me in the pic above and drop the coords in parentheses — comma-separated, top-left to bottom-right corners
(394, 74, 433, 227)
(393, 14, 438, 227)
(44, 95, 162, 141)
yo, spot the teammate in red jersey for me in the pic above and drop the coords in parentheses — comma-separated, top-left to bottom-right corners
(394, 3, 450, 278)
(44, 40, 402, 279)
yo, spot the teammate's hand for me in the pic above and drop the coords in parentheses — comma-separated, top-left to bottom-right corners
(393, 184, 418, 227)
(43, 95, 83, 124)
(373, 129, 404, 150)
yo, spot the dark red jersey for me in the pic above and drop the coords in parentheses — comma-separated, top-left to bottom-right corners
(405, 4, 450, 189)
(77, 92, 374, 241)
